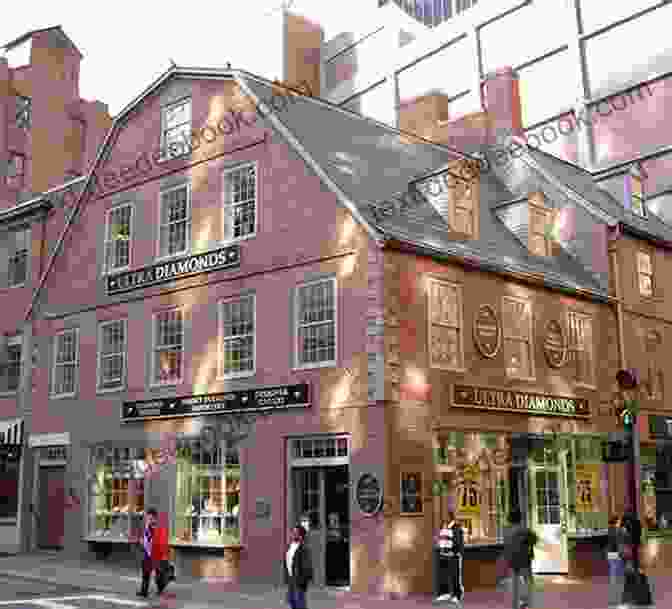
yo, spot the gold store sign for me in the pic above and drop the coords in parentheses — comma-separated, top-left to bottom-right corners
(453, 385, 590, 418)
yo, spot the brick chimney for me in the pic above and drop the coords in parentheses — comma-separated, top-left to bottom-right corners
(398, 92, 450, 142)
(284, 12, 323, 98)
(481, 67, 523, 143)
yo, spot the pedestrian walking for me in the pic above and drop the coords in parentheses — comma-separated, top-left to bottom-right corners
(137, 508, 170, 598)
(283, 525, 313, 609)
(607, 514, 625, 607)
(502, 510, 537, 609)
(621, 511, 642, 572)
(433, 513, 465, 604)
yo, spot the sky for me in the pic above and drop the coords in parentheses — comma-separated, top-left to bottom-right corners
(0, 0, 377, 116)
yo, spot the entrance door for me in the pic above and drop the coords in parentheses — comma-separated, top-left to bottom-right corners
(38, 467, 65, 549)
(291, 466, 350, 587)
(529, 466, 568, 573)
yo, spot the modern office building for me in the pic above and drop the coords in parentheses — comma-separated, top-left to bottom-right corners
(0, 26, 111, 553)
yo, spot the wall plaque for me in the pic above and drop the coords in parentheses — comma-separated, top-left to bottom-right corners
(453, 384, 589, 418)
(355, 473, 383, 516)
(473, 305, 501, 358)
(107, 244, 240, 295)
(543, 320, 567, 368)
(122, 383, 310, 422)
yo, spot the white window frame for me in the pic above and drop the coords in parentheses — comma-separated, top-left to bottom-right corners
(0, 335, 22, 396)
(294, 277, 338, 370)
(103, 203, 133, 275)
(150, 309, 184, 388)
(630, 170, 647, 218)
(6, 152, 25, 189)
(637, 250, 654, 298)
(156, 183, 191, 261)
(222, 162, 258, 243)
(502, 296, 535, 381)
(96, 319, 127, 393)
(567, 310, 595, 389)
(7, 226, 29, 288)
(427, 277, 465, 372)
(51, 328, 79, 399)
(161, 98, 192, 160)
(218, 294, 256, 380)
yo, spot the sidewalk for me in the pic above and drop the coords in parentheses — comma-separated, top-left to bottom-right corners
(0, 552, 665, 608)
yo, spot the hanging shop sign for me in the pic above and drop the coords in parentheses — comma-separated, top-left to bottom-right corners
(473, 305, 501, 359)
(575, 463, 600, 512)
(356, 473, 383, 516)
(121, 383, 310, 422)
(453, 384, 590, 418)
(106, 244, 240, 295)
(543, 320, 567, 368)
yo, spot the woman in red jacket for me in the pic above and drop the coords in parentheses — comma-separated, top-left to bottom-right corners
(137, 508, 170, 598)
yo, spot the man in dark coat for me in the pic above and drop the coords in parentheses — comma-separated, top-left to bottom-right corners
(502, 510, 537, 609)
(284, 525, 313, 609)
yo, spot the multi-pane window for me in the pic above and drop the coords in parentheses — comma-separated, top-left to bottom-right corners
(223, 164, 257, 240)
(0, 337, 21, 393)
(630, 173, 646, 217)
(7, 228, 28, 287)
(97, 320, 126, 391)
(567, 311, 594, 387)
(52, 329, 79, 397)
(637, 251, 654, 297)
(219, 296, 255, 378)
(428, 279, 463, 370)
(529, 205, 552, 256)
(452, 180, 475, 236)
(15, 96, 31, 130)
(296, 279, 337, 367)
(104, 205, 132, 273)
(6, 153, 25, 189)
(161, 99, 191, 158)
(174, 438, 240, 546)
(153, 310, 183, 385)
(159, 185, 190, 258)
(502, 297, 534, 379)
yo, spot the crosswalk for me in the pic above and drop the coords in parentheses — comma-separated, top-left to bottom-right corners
(0, 596, 150, 609)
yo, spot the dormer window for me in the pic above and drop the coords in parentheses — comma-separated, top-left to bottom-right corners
(528, 192, 553, 257)
(629, 169, 646, 217)
(15, 96, 31, 130)
(161, 98, 191, 159)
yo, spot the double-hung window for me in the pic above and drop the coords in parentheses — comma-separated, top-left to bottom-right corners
(152, 310, 184, 386)
(630, 171, 646, 218)
(52, 329, 79, 397)
(502, 296, 534, 380)
(567, 311, 594, 387)
(219, 295, 255, 378)
(428, 278, 464, 370)
(15, 96, 31, 130)
(295, 278, 337, 368)
(158, 184, 190, 258)
(7, 227, 28, 287)
(6, 153, 25, 189)
(223, 163, 257, 241)
(161, 99, 191, 159)
(97, 320, 127, 391)
(637, 250, 654, 297)
(0, 335, 22, 393)
(104, 204, 132, 273)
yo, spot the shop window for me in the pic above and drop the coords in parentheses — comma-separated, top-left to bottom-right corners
(0, 453, 19, 519)
(6, 152, 25, 189)
(222, 163, 257, 241)
(401, 471, 423, 515)
(502, 297, 534, 380)
(434, 431, 510, 544)
(88, 446, 146, 541)
(0, 336, 22, 394)
(567, 435, 607, 533)
(161, 98, 191, 158)
(174, 438, 240, 546)
(637, 250, 654, 297)
(219, 295, 255, 379)
(97, 320, 126, 391)
(158, 184, 190, 258)
(51, 328, 79, 397)
(295, 278, 337, 368)
(7, 227, 29, 288)
(629, 172, 647, 218)
(567, 311, 595, 387)
(152, 309, 183, 386)
(15, 96, 31, 130)
(104, 204, 132, 273)
(428, 279, 464, 371)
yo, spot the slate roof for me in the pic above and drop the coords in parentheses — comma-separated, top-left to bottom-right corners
(1, 25, 82, 58)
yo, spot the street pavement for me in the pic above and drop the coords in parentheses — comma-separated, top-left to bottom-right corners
(0, 553, 664, 608)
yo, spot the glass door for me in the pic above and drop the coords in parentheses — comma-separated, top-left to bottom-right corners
(292, 468, 326, 586)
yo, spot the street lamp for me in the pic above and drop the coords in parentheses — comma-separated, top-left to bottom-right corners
(615, 368, 641, 524)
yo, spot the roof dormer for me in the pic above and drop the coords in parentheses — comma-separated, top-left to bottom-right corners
(626, 165, 647, 218)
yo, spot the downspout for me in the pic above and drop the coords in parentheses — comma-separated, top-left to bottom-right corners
(609, 231, 626, 370)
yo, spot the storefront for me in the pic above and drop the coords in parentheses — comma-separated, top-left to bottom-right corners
(431, 385, 619, 585)
(0, 419, 24, 553)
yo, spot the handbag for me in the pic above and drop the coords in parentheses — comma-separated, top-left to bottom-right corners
(621, 543, 634, 561)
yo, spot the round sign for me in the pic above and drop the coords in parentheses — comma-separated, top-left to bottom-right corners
(543, 320, 567, 368)
(355, 473, 383, 516)
(473, 305, 501, 359)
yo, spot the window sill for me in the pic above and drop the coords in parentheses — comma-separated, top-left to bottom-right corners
(97, 385, 126, 395)
(222, 233, 256, 245)
(50, 392, 77, 400)
(217, 371, 255, 381)
(0, 391, 19, 398)
(293, 361, 337, 371)
(102, 267, 131, 277)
